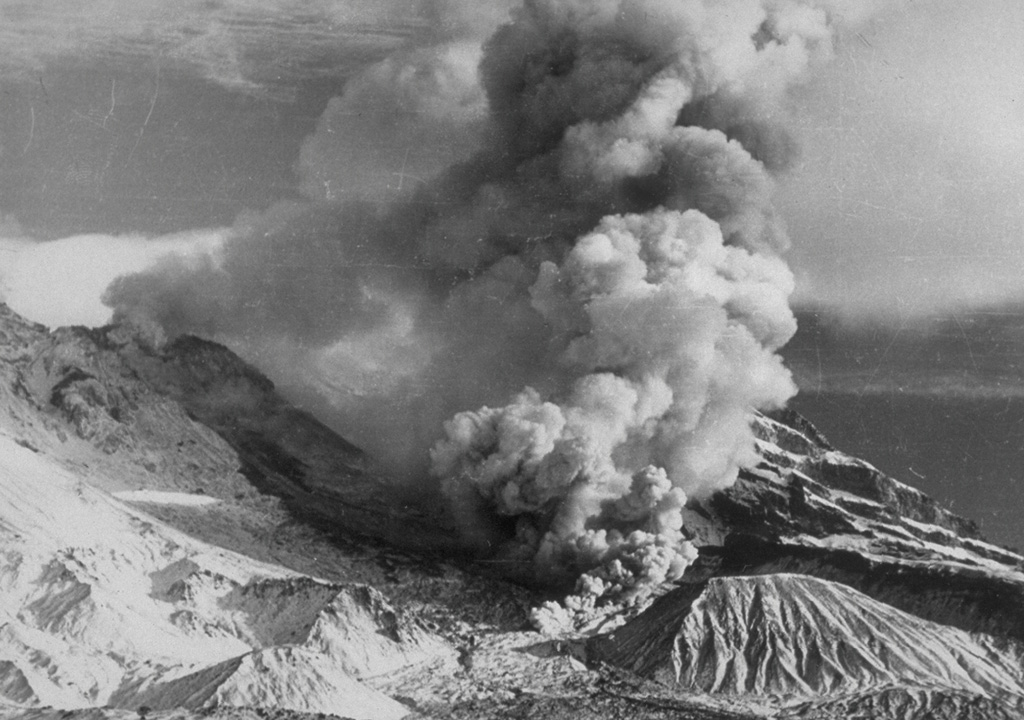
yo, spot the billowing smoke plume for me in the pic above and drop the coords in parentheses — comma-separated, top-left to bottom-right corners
(299, 1, 518, 202)
(432, 208, 795, 621)
(106, 0, 865, 610)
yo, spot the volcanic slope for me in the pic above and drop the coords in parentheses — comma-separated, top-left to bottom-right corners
(579, 411, 1024, 718)
(0, 304, 522, 719)
(3, 304, 1024, 719)
(590, 573, 1024, 718)
(0, 429, 453, 718)
(680, 410, 1024, 642)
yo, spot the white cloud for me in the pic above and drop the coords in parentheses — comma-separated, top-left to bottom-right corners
(0, 229, 226, 328)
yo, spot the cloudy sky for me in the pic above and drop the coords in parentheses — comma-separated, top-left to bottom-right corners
(779, 0, 1024, 317)
(0, 0, 1021, 325)
(3, 1, 1024, 552)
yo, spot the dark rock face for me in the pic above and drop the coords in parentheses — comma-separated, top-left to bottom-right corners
(2, 312, 246, 492)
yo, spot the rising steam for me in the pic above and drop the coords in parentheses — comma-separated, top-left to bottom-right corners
(105, 0, 866, 612)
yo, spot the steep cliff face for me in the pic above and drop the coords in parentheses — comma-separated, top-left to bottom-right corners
(3, 303, 1024, 720)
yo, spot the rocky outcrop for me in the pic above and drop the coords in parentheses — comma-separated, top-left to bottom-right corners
(687, 536, 1024, 643)
(781, 687, 1024, 720)
(5, 303, 1024, 719)
(590, 574, 1024, 718)
(0, 432, 450, 716)
(109, 647, 410, 720)
(0, 306, 456, 555)
(681, 411, 1024, 642)
(579, 410, 1024, 717)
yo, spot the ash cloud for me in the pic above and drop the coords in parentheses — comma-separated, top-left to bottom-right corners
(300, 0, 518, 202)
(106, 0, 870, 607)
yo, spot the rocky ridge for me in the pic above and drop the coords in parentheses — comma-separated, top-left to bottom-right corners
(0, 430, 447, 717)
(682, 410, 1024, 642)
(1, 303, 1023, 719)
(590, 574, 1024, 718)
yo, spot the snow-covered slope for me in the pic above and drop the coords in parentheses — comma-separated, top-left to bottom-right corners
(0, 433, 446, 717)
(0, 303, 454, 558)
(5, 303, 1024, 720)
(681, 411, 1024, 642)
(573, 409, 1024, 719)
(590, 573, 1024, 717)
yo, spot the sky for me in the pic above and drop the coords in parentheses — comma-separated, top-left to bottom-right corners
(0, 1, 1021, 324)
(779, 0, 1024, 317)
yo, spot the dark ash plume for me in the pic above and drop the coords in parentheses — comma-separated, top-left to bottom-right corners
(106, 0, 871, 617)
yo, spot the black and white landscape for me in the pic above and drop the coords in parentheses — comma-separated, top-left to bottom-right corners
(1, 2, 1023, 719)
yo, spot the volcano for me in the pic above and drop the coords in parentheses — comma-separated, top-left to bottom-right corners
(1, 303, 1022, 720)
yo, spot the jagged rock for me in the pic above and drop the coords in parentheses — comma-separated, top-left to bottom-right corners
(4, 303, 1024, 719)
(0, 432, 451, 716)
(681, 412, 1024, 642)
(110, 647, 410, 719)
(0, 307, 456, 554)
(590, 574, 1024, 718)
(781, 687, 1024, 720)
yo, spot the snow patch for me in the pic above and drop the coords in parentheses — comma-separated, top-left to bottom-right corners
(0, 434, 443, 716)
(113, 490, 221, 507)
